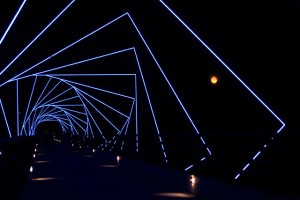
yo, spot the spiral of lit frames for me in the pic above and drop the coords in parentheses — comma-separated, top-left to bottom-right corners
(0, 0, 285, 181)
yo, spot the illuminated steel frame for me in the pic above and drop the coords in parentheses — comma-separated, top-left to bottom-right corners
(0, 0, 285, 180)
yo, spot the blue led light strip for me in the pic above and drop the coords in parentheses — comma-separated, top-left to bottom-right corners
(16, 80, 19, 136)
(0, 99, 12, 138)
(21, 76, 38, 135)
(134, 75, 138, 152)
(0, 0, 27, 46)
(124, 101, 136, 152)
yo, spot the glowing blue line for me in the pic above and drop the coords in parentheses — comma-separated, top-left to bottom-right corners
(132, 48, 168, 162)
(206, 147, 212, 155)
(184, 165, 193, 171)
(0, 0, 75, 76)
(134, 75, 138, 152)
(87, 117, 94, 138)
(31, 109, 39, 131)
(242, 163, 250, 171)
(4, 13, 129, 85)
(63, 113, 78, 136)
(159, 0, 285, 133)
(120, 100, 135, 152)
(235, 174, 240, 180)
(252, 151, 261, 160)
(28, 118, 31, 135)
(21, 76, 37, 133)
(121, 141, 125, 151)
(41, 73, 136, 76)
(0, 0, 27, 46)
(201, 157, 206, 161)
(0, 99, 12, 138)
(76, 90, 107, 142)
(16, 80, 19, 136)
(200, 137, 206, 145)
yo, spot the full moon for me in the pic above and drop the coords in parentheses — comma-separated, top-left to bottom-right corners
(210, 76, 218, 84)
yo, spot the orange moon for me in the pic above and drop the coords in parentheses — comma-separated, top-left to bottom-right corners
(210, 76, 218, 84)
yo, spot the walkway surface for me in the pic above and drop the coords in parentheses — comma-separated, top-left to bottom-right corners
(21, 141, 295, 200)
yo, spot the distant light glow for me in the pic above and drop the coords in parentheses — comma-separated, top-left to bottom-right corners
(34, 161, 51, 164)
(190, 175, 196, 185)
(32, 177, 60, 181)
(152, 193, 195, 198)
(210, 75, 218, 84)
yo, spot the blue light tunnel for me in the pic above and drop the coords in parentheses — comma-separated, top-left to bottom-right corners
(0, 0, 285, 181)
